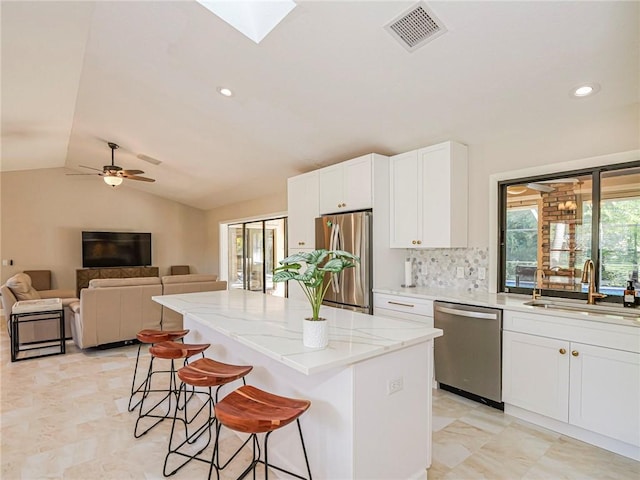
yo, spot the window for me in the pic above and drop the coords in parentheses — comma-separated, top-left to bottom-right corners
(499, 162, 640, 301)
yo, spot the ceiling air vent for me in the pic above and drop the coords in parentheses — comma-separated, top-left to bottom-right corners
(137, 153, 162, 166)
(385, 1, 447, 53)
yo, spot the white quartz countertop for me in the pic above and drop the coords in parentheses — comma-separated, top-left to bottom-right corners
(374, 286, 640, 328)
(153, 289, 443, 375)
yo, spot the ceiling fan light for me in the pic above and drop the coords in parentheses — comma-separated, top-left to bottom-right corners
(104, 176, 123, 187)
(507, 185, 527, 195)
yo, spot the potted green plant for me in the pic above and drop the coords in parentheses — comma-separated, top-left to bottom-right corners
(273, 249, 359, 348)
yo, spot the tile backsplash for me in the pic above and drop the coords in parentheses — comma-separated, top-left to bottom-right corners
(407, 247, 489, 292)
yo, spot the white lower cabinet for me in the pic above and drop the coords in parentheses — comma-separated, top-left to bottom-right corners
(568, 342, 640, 447)
(502, 331, 569, 422)
(502, 310, 640, 457)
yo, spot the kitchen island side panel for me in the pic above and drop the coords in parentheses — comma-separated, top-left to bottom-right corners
(353, 340, 432, 479)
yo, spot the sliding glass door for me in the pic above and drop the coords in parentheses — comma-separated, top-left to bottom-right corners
(228, 217, 287, 296)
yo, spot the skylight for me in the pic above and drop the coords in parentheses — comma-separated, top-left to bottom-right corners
(197, 1, 296, 44)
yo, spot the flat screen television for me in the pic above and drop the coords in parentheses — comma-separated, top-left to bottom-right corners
(82, 231, 152, 268)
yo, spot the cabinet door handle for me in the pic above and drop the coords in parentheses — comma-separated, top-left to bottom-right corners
(337, 203, 341, 208)
(298, 242, 305, 246)
(412, 240, 417, 245)
(388, 301, 415, 308)
(559, 348, 566, 355)
(571, 350, 579, 357)
(417, 240, 422, 245)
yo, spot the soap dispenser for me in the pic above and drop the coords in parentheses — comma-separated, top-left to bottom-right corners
(623, 280, 636, 308)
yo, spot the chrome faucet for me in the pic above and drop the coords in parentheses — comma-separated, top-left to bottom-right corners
(532, 268, 545, 300)
(581, 259, 607, 305)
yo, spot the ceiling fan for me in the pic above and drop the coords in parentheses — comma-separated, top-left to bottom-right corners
(69, 142, 156, 187)
(508, 178, 580, 195)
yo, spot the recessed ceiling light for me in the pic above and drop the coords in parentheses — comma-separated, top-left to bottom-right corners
(571, 83, 601, 98)
(218, 87, 233, 97)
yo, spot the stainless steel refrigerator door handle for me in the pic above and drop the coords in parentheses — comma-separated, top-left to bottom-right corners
(332, 224, 342, 294)
(356, 214, 366, 296)
(434, 305, 498, 320)
(328, 223, 339, 293)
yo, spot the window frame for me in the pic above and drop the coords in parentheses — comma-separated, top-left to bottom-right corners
(498, 160, 640, 303)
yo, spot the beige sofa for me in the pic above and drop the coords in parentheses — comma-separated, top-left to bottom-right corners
(160, 274, 227, 330)
(69, 274, 227, 349)
(69, 277, 163, 349)
(1, 273, 77, 343)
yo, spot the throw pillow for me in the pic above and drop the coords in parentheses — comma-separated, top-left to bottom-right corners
(6, 273, 41, 301)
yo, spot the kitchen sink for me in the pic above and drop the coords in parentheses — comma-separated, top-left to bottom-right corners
(523, 299, 640, 320)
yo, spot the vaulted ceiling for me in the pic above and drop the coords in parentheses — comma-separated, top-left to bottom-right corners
(2, 1, 638, 209)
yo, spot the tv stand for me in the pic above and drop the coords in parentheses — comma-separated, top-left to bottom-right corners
(76, 266, 159, 296)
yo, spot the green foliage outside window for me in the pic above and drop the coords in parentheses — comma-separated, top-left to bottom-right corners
(505, 208, 538, 280)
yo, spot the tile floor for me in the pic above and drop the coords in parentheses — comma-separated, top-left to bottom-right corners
(1, 330, 639, 479)
(429, 386, 639, 479)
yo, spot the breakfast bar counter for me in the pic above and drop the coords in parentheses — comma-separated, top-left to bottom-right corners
(153, 289, 443, 479)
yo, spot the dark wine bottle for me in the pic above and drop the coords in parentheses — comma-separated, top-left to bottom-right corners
(623, 280, 636, 308)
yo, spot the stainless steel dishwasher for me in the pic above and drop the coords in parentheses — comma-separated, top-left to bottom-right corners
(434, 301, 503, 409)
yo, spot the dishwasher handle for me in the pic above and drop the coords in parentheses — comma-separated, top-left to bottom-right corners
(434, 305, 499, 320)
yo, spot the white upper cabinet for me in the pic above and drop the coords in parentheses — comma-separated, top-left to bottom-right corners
(318, 155, 372, 214)
(390, 141, 468, 248)
(389, 150, 421, 248)
(287, 171, 319, 250)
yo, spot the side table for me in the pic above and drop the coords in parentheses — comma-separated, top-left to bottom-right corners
(10, 298, 65, 362)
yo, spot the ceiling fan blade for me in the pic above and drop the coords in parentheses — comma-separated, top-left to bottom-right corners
(526, 183, 555, 193)
(535, 178, 580, 184)
(121, 169, 145, 176)
(79, 164, 104, 172)
(66, 173, 100, 176)
(125, 175, 155, 183)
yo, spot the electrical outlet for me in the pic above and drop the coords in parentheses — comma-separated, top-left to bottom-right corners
(478, 267, 486, 280)
(456, 267, 465, 278)
(387, 376, 404, 395)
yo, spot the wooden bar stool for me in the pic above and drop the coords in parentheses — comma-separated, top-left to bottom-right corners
(134, 340, 210, 438)
(212, 385, 312, 480)
(163, 358, 253, 477)
(128, 329, 190, 412)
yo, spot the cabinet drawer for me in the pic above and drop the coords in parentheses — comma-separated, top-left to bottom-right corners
(504, 310, 640, 353)
(374, 293, 433, 317)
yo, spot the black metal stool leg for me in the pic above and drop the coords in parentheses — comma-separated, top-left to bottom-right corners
(297, 419, 312, 480)
(135, 358, 180, 438)
(163, 383, 215, 476)
(208, 422, 222, 480)
(264, 431, 271, 480)
(128, 343, 144, 412)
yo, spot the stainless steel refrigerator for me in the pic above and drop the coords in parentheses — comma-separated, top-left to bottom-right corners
(315, 211, 372, 314)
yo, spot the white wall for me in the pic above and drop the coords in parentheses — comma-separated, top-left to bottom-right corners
(467, 103, 639, 247)
(0, 167, 209, 289)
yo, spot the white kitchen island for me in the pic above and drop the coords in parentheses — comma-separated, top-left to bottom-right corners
(153, 289, 442, 479)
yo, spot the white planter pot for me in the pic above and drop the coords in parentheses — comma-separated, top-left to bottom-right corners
(303, 318, 328, 349)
